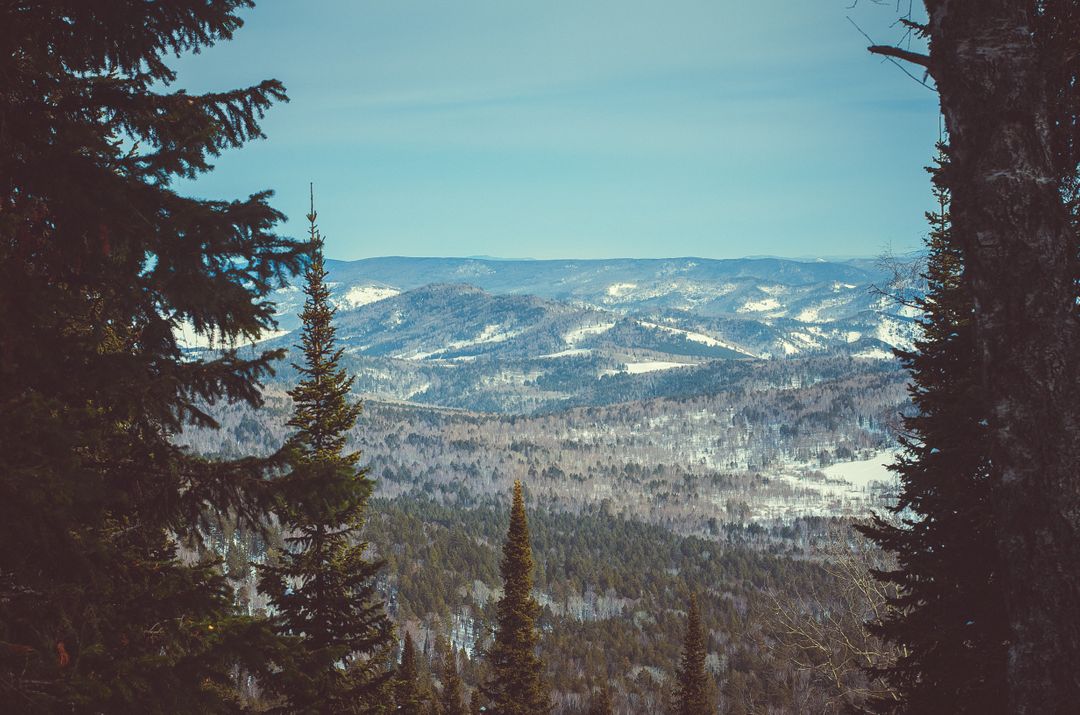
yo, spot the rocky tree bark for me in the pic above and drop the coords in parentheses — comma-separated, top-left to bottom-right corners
(872, 2, 1080, 710)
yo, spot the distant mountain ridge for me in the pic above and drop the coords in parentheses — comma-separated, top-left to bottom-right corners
(192, 255, 922, 413)
(323, 255, 887, 302)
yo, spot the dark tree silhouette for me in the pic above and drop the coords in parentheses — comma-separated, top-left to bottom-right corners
(440, 643, 466, 715)
(395, 632, 425, 715)
(867, 3, 1080, 708)
(257, 195, 393, 712)
(673, 594, 710, 715)
(482, 481, 550, 715)
(0, 2, 303, 711)
(859, 148, 1008, 713)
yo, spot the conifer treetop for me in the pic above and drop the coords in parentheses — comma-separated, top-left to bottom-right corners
(256, 192, 393, 712)
(675, 594, 710, 715)
(441, 641, 466, 715)
(856, 146, 1009, 712)
(482, 480, 550, 715)
(395, 632, 426, 715)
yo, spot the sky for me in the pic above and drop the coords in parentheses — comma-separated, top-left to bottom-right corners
(173, 0, 939, 261)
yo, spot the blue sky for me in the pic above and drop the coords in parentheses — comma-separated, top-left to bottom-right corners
(174, 0, 939, 261)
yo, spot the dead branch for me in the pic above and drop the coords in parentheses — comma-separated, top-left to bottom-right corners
(868, 44, 930, 67)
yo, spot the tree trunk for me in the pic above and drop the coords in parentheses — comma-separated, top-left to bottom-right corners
(923, 1, 1080, 711)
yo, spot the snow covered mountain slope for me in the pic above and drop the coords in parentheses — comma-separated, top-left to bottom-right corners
(187, 255, 921, 413)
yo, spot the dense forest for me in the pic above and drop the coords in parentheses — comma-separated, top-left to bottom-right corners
(3, 1, 1079, 713)
(180, 354, 907, 533)
(209, 490, 896, 713)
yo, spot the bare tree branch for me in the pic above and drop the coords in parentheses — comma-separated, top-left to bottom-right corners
(868, 44, 930, 67)
(846, 16, 936, 91)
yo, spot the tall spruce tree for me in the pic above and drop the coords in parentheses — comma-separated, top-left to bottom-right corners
(440, 642, 466, 715)
(256, 194, 394, 713)
(395, 632, 425, 715)
(482, 481, 549, 715)
(0, 2, 303, 712)
(673, 594, 710, 715)
(858, 149, 1009, 713)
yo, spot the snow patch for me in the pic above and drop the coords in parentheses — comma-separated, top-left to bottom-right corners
(623, 361, 688, 374)
(788, 331, 824, 350)
(874, 317, 915, 351)
(398, 324, 522, 361)
(563, 322, 616, 346)
(737, 297, 781, 313)
(821, 453, 898, 489)
(637, 320, 761, 358)
(338, 284, 400, 309)
(538, 348, 592, 359)
(748, 451, 899, 521)
(794, 296, 848, 323)
(853, 347, 894, 360)
(606, 282, 638, 297)
(399, 349, 437, 361)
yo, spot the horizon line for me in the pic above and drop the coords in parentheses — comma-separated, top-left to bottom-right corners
(323, 251, 926, 263)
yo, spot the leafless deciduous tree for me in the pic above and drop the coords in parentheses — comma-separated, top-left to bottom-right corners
(763, 523, 901, 713)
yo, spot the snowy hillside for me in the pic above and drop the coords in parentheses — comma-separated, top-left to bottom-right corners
(184, 255, 922, 413)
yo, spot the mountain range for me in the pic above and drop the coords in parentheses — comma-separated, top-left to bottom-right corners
(190, 256, 921, 413)
(179, 255, 920, 525)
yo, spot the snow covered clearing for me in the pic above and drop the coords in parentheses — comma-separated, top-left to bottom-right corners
(398, 324, 523, 360)
(636, 320, 760, 358)
(748, 452, 899, 521)
(875, 317, 916, 351)
(338, 284, 400, 309)
(623, 361, 688, 374)
(854, 347, 895, 360)
(821, 453, 898, 489)
(606, 282, 638, 297)
(737, 297, 781, 313)
(563, 322, 616, 345)
(538, 348, 592, 359)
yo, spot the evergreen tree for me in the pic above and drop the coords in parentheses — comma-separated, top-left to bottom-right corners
(673, 594, 710, 715)
(469, 690, 483, 715)
(913, 4, 1080, 707)
(0, 2, 302, 711)
(857, 149, 1009, 713)
(395, 632, 425, 715)
(256, 194, 394, 713)
(482, 481, 549, 715)
(440, 642, 466, 715)
(588, 686, 614, 715)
